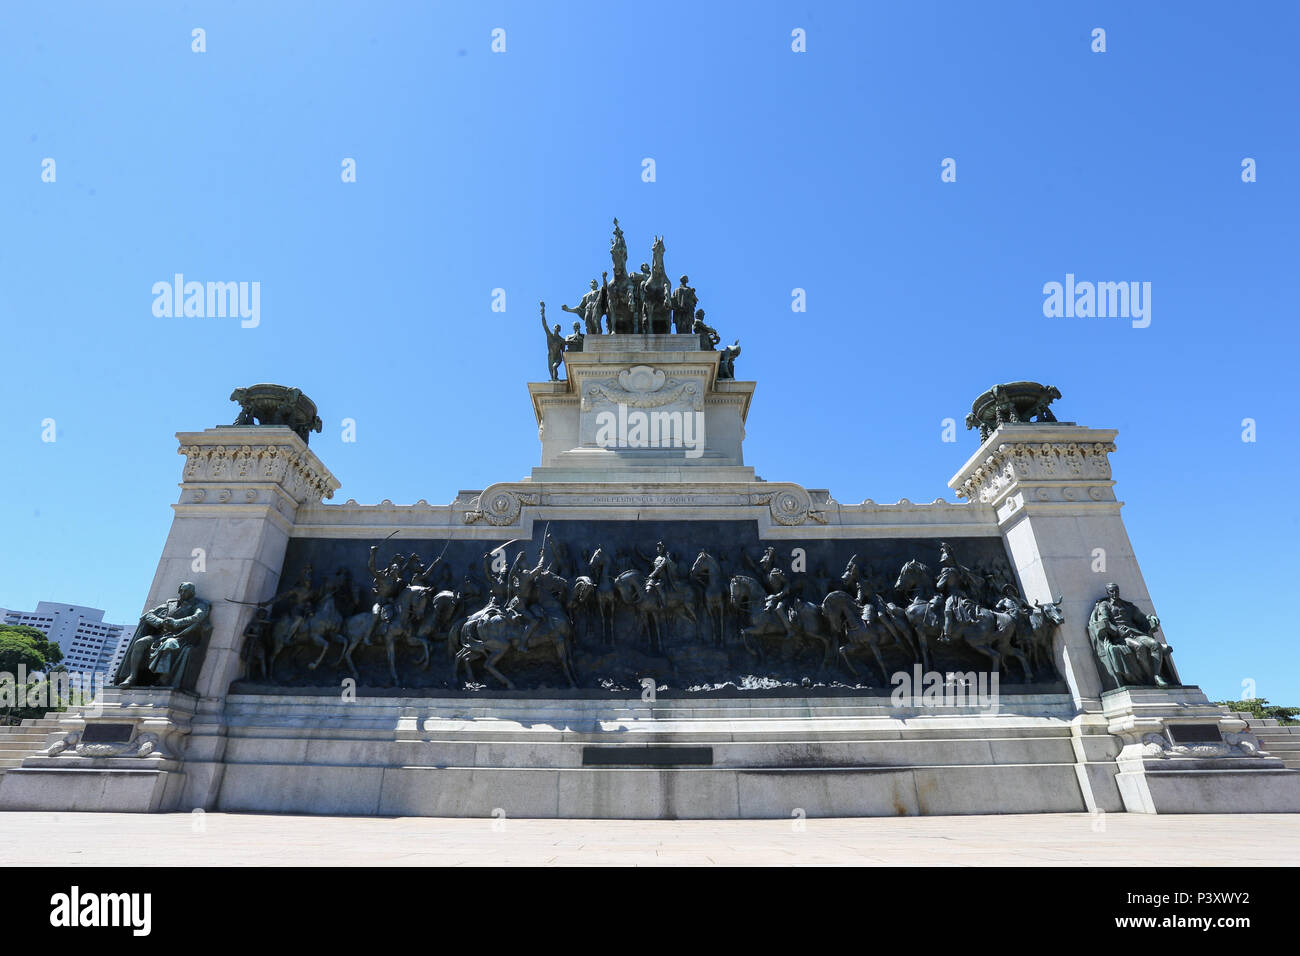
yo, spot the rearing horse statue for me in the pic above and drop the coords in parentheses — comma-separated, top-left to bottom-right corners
(641, 236, 673, 334)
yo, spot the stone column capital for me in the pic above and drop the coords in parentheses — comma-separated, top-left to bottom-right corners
(174, 426, 341, 515)
(949, 424, 1119, 523)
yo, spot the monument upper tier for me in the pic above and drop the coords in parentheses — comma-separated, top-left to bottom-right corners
(527, 332, 756, 483)
(528, 219, 751, 483)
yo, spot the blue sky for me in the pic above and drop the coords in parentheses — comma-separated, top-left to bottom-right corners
(2, 2, 1296, 703)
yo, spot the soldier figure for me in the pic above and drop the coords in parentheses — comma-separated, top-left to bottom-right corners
(841, 554, 910, 647)
(331, 567, 359, 617)
(630, 262, 652, 333)
(644, 541, 678, 610)
(693, 310, 720, 350)
(610, 217, 628, 277)
(271, 565, 316, 640)
(562, 279, 607, 335)
(718, 340, 741, 380)
(482, 549, 510, 609)
(758, 547, 800, 641)
(564, 321, 585, 353)
(936, 542, 982, 642)
(506, 547, 548, 652)
(409, 553, 444, 589)
(671, 275, 697, 334)
(363, 545, 408, 647)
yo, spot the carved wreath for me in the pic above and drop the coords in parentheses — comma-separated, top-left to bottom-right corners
(1139, 732, 1263, 760)
(581, 365, 703, 411)
(45, 732, 162, 759)
(463, 489, 539, 526)
(751, 487, 828, 526)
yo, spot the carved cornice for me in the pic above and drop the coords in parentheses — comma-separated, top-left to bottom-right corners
(954, 439, 1116, 504)
(176, 430, 340, 504)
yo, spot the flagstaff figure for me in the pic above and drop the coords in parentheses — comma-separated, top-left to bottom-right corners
(540, 302, 566, 380)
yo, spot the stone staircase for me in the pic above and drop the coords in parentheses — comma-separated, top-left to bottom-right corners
(1228, 712, 1300, 770)
(0, 714, 63, 773)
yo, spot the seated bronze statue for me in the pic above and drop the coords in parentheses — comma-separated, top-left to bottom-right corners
(1087, 583, 1177, 688)
(113, 582, 212, 691)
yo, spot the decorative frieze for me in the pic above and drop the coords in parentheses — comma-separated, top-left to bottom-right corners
(459, 481, 835, 528)
(952, 426, 1117, 505)
(176, 428, 340, 504)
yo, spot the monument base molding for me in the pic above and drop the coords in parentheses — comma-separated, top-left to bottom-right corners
(1102, 686, 1300, 814)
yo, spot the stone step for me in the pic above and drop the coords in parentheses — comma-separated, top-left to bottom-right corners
(223, 727, 1086, 773)
(0, 739, 52, 751)
(215, 760, 1093, 817)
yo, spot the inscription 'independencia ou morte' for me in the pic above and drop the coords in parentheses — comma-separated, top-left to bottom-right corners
(590, 494, 709, 505)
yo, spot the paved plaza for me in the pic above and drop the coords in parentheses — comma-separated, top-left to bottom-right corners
(2, 812, 1296, 866)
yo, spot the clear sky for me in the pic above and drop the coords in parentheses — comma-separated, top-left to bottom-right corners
(2, 2, 1296, 704)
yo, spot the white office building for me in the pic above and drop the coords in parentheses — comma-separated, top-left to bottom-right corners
(0, 601, 136, 679)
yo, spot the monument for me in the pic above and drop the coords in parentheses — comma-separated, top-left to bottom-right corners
(2, 220, 1297, 817)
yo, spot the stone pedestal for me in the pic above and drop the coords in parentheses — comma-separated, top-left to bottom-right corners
(0, 688, 196, 812)
(1102, 686, 1300, 812)
(0, 427, 341, 813)
(529, 334, 756, 482)
(949, 424, 1150, 710)
(950, 422, 1300, 813)
(160, 426, 339, 809)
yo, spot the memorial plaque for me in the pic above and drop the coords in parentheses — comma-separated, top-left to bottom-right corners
(583, 746, 713, 766)
(1167, 723, 1224, 744)
(80, 723, 134, 744)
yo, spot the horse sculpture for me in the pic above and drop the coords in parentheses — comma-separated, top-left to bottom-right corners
(728, 574, 837, 669)
(894, 560, 1032, 681)
(641, 236, 673, 334)
(837, 556, 926, 670)
(820, 589, 913, 684)
(613, 568, 697, 653)
(267, 588, 368, 681)
(450, 569, 578, 689)
(571, 546, 618, 645)
(689, 550, 728, 647)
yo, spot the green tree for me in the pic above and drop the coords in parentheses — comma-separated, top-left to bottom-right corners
(0, 625, 67, 725)
(1215, 697, 1300, 726)
(0, 626, 54, 674)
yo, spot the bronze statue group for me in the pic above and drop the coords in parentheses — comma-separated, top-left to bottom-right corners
(240, 536, 1098, 692)
(540, 219, 741, 382)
